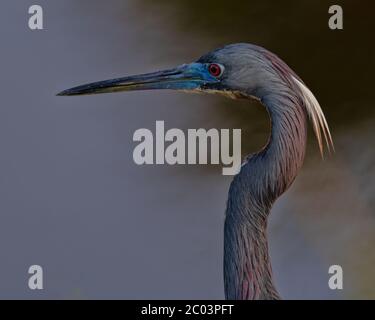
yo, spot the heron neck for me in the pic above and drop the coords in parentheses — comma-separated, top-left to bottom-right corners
(224, 93, 307, 300)
(261, 93, 307, 193)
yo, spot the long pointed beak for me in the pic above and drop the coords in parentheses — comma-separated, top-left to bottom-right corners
(57, 63, 218, 96)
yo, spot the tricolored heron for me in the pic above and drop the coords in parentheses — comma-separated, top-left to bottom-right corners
(58, 43, 333, 299)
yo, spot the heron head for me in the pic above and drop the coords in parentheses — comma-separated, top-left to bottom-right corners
(57, 43, 333, 154)
(57, 43, 275, 98)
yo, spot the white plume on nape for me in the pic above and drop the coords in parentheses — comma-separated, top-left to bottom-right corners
(292, 76, 334, 156)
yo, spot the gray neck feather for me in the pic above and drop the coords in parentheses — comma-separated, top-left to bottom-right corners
(224, 91, 307, 300)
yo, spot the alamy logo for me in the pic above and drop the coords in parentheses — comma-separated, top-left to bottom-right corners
(328, 265, 343, 290)
(133, 121, 242, 175)
(328, 5, 343, 30)
(28, 265, 43, 290)
(28, 5, 44, 30)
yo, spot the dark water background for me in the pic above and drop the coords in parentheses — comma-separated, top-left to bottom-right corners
(0, 0, 374, 298)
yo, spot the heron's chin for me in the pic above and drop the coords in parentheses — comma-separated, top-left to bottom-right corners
(181, 88, 249, 100)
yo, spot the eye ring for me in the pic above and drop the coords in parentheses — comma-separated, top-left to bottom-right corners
(208, 63, 224, 78)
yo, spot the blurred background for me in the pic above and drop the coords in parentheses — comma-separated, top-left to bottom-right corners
(0, 0, 374, 299)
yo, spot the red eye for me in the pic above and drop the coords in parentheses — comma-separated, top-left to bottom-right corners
(208, 63, 223, 77)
